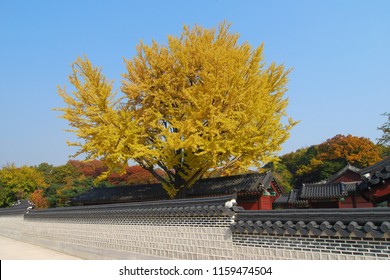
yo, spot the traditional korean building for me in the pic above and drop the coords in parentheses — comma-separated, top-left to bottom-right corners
(70, 183, 170, 205)
(274, 163, 374, 209)
(71, 172, 285, 210)
(358, 156, 390, 206)
(325, 163, 362, 183)
(186, 172, 284, 210)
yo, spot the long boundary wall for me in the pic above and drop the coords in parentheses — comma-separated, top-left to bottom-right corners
(0, 196, 389, 260)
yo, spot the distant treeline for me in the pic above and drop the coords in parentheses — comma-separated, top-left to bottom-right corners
(0, 160, 160, 208)
(1, 134, 388, 209)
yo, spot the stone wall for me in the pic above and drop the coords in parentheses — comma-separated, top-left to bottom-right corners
(0, 196, 389, 260)
(231, 208, 390, 260)
(233, 233, 390, 260)
(0, 196, 235, 260)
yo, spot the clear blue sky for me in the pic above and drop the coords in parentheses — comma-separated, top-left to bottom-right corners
(0, 0, 389, 167)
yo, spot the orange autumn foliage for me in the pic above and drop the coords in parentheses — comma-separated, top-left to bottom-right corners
(29, 189, 49, 209)
(107, 165, 162, 185)
(317, 134, 381, 168)
(68, 160, 108, 178)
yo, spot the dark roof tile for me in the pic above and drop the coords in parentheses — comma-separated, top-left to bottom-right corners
(288, 189, 309, 207)
(231, 208, 390, 238)
(360, 156, 390, 176)
(26, 195, 237, 220)
(300, 182, 359, 200)
(186, 172, 270, 197)
(71, 172, 279, 205)
(326, 164, 361, 183)
(274, 194, 289, 204)
(0, 200, 33, 216)
(71, 183, 168, 205)
(359, 157, 390, 191)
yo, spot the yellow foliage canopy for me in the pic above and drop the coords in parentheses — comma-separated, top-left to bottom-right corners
(57, 22, 296, 197)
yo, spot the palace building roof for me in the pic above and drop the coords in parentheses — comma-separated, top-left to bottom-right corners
(357, 157, 390, 203)
(71, 172, 282, 206)
(299, 182, 360, 200)
(231, 207, 390, 238)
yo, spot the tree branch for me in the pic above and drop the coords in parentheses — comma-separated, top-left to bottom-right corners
(136, 159, 169, 186)
(157, 160, 175, 182)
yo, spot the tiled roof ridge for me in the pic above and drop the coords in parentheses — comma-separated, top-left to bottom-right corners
(198, 171, 266, 182)
(71, 171, 279, 205)
(286, 188, 309, 207)
(326, 163, 361, 183)
(363, 165, 390, 185)
(15, 194, 390, 239)
(0, 207, 30, 216)
(79, 172, 268, 192)
(298, 181, 361, 200)
(304, 182, 340, 187)
(0, 200, 34, 216)
(261, 171, 274, 188)
(303, 181, 360, 187)
(93, 182, 162, 188)
(354, 157, 390, 198)
(360, 156, 390, 175)
(25, 194, 239, 219)
(231, 208, 390, 238)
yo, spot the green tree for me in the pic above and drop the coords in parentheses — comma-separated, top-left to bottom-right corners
(36, 162, 55, 185)
(280, 146, 317, 174)
(262, 161, 293, 191)
(0, 164, 46, 207)
(377, 112, 390, 153)
(51, 163, 81, 185)
(41, 162, 97, 207)
(0, 185, 11, 207)
(295, 158, 345, 185)
(57, 22, 297, 197)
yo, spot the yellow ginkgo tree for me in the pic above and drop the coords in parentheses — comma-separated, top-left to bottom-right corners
(57, 22, 297, 198)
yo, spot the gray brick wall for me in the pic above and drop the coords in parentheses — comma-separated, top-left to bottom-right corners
(232, 233, 390, 260)
(0, 198, 389, 260)
(0, 214, 234, 260)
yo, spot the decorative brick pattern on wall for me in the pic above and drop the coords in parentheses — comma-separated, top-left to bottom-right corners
(232, 233, 390, 260)
(22, 219, 233, 260)
(0, 214, 234, 260)
(0, 216, 25, 240)
(0, 196, 237, 259)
